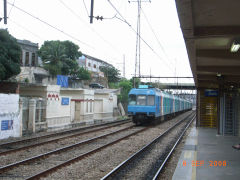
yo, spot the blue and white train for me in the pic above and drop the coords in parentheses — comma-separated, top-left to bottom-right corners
(128, 85, 192, 124)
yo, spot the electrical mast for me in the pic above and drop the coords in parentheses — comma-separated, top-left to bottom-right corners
(129, 0, 151, 87)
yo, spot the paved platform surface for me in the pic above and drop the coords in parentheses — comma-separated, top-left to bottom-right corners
(172, 121, 240, 180)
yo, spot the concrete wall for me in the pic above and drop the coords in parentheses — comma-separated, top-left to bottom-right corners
(19, 84, 119, 131)
(94, 92, 117, 122)
(45, 86, 71, 129)
(60, 88, 94, 124)
(20, 85, 71, 130)
(16, 67, 49, 84)
(0, 94, 21, 139)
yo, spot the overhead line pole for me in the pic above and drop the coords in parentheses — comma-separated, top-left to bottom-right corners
(138, 0, 141, 77)
(90, 0, 94, 23)
(4, 0, 7, 24)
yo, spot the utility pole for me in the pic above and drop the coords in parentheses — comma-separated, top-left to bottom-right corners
(3, 0, 7, 24)
(129, 0, 150, 87)
(90, 0, 94, 23)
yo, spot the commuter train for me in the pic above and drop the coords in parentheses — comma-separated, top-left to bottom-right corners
(128, 85, 192, 124)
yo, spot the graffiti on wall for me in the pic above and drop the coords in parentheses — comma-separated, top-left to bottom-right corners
(0, 94, 20, 139)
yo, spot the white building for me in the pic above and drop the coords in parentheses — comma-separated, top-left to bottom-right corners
(18, 84, 119, 133)
(78, 54, 113, 77)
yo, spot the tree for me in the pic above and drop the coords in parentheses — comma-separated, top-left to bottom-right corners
(38, 40, 66, 76)
(99, 65, 121, 83)
(38, 40, 82, 77)
(118, 79, 132, 103)
(63, 40, 82, 60)
(0, 29, 21, 80)
(71, 67, 91, 80)
(130, 77, 141, 88)
(117, 78, 133, 111)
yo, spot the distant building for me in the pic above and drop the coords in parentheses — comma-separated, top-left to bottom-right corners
(17, 40, 38, 67)
(16, 40, 48, 84)
(78, 54, 113, 77)
(15, 40, 113, 86)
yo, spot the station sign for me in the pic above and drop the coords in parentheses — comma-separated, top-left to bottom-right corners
(205, 90, 218, 97)
(61, 97, 69, 105)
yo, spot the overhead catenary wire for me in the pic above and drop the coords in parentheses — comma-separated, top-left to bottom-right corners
(8, 17, 44, 40)
(82, 0, 90, 17)
(1, 10, 43, 41)
(7, 1, 94, 49)
(141, 7, 175, 68)
(107, 0, 175, 74)
(8, 0, 15, 17)
(57, 0, 122, 57)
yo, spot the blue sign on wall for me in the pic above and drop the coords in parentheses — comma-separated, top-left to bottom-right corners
(1, 120, 13, 131)
(205, 90, 218, 97)
(57, 75, 68, 87)
(61, 97, 69, 105)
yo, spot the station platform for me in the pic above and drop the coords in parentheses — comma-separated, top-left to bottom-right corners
(172, 121, 240, 180)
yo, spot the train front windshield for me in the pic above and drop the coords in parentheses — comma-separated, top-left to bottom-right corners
(128, 95, 155, 106)
(129, 94, 137, 105)
(137, 95, 146, 105)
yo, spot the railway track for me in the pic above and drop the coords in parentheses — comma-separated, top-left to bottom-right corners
(0, 119, 131, 156)
(101, 112, 195, 180)
(0, 124, 150, 179)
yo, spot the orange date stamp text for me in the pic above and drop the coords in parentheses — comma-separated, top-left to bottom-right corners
(182, 160, 227, 167)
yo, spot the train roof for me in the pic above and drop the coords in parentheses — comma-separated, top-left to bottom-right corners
(129, 88, 156, 95)
(129, 85, 192, 103)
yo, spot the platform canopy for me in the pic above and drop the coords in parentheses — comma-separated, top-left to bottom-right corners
(175, 0, 240, 89)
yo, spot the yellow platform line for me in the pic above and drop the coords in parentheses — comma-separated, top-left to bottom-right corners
(191, 129, 198, 180)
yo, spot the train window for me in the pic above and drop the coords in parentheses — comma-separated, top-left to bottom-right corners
(147, 95, 155, 106)
(137, 95, 146, 105)
(128, 94, 136, 105)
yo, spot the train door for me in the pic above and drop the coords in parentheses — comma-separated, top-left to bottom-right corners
(156, 96, 159, 116)
(159, 95, 162, 116)
(163, 96, 166, 115)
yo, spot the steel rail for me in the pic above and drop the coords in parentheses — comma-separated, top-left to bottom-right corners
(26, 126, 150, 180)
(0, 124, 135, 174)
(152, 114, 196, 180)
(0, 120, 131, 156)
(0, 119, 130, 148)
(101, 112, 195, 180)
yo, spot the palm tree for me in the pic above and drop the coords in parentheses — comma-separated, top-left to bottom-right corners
(39, 41, 68, 76)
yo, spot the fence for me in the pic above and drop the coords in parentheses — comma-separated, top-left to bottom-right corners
(20, 97, 47, 133)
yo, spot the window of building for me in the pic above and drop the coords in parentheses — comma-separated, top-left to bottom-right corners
(31, 53, 35, 66)
(90, 101, 92, 112)
(88, 62, 91, 67)
(20, 51, 23, 66)
(25, 52, 29, 66)
(93, 64, 96, 68)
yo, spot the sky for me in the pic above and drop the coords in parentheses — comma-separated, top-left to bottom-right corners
(0, 0, 193, 84)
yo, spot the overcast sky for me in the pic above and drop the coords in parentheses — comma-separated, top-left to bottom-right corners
(0, 0, 193, 83)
